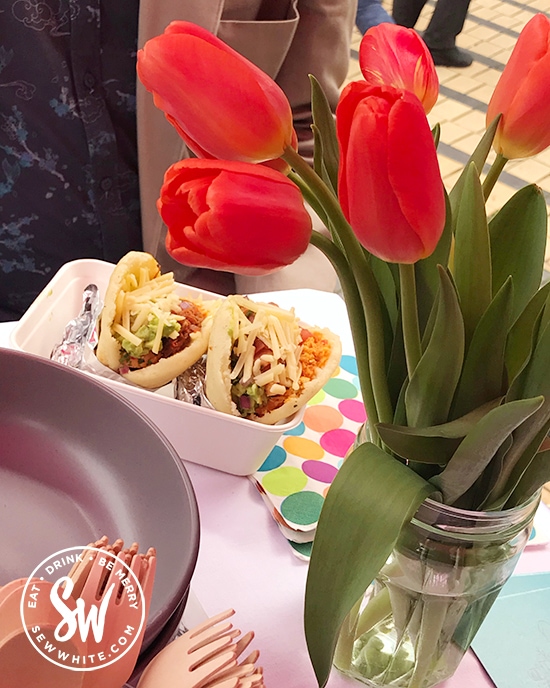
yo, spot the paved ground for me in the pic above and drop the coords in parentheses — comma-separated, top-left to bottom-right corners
(346, 0, 550, 269)
(347, 0, 550, 506)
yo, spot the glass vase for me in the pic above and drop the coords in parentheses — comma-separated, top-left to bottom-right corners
(333, 427, 540, 688)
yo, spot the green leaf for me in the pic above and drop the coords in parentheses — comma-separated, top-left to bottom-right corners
(489, 185, 548, 322)
(430, 396, 544, 505)
(378, 427, 460, 465)
(305, 443, 433, 687)
(392, 375, 409, 426)
(506, 448, 550, 508)
(489, 318, 550, 504)
(490, 320, 550, 504)
(432, 122, 441, 147)
(539, 284, 550, 332)
(310, 74, 339, 194)
(377, 398, 501, 464)
(362, 251, 398, 393)
(419, 278, 440, 351)
(475, 434, 513, 509)
(510, 317, 550, 401)
(452, 277, 513, 419)
(311, 125, 332, 194)
(453, 163, 492, 345)
(484, 404, 550, 510)
(415, 191, 453, 333)
(448, 115, 501, 228)
(505, 281, 550, 384)
(405, 267, 464, 427)
(386, 308, 408, 412)
(369, 253, 399, 331)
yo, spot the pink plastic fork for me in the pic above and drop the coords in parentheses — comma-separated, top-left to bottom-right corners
(79, 546, 156, 688)
(0, 579, 86, 688)
(137, 609, 264, 688)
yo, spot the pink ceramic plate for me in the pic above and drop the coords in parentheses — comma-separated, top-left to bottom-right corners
(0, 348, 200, 658)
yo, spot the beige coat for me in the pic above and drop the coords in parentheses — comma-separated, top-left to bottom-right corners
(136, 0, 356, 293)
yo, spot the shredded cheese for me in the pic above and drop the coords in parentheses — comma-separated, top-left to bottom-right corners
(112, 268, 192, 354)
(114, 290, 125, 324)
(113, 323, 141, 347)
(229, 298, 303, 392)
(138, 267, 148, 288)
(130, 304, 151, 333)
(269, 383, 287, 396)
(151, 311, 165, 354)
(255, 363, 285, 387)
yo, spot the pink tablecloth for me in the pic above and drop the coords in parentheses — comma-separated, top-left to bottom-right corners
(185, 458, 550, 688)
(178, 292, 550, 688)
(2, 289, 549, 688)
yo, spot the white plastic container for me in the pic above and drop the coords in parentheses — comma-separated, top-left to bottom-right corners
(10, 259, 302, 476)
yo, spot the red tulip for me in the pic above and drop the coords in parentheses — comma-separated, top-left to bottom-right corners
(137, 21, 295, 163)
(337, 82, 445, 264)
(487, 14, 550, 159)
(359, 24, 438, 114)
(159, 159, 312, 275)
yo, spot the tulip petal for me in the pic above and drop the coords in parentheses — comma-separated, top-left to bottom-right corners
(337, 85, 444, 264)
(336, 81, 374, 219)
(185, 172, 309, 268)
(487, 14, 550, 158)
(159, 159, 312, 275)
(487, 14, 549, 124)
(138, 21, 294, 163)
(387, 95, 446, 258)
(360, 24, 438, 114)
(164, 114, 215, 160)
(345, 98, 425, 263)
(160, 169, 214, 227)
(496, 53, 550, 158)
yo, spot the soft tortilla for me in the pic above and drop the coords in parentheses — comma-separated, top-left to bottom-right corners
(96, 251, 215, 389)
(205, 296, 342, 424)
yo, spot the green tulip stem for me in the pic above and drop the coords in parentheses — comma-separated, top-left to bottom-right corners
(282, 145, 393, 427)
(482, 153, 508, 201)
(399, 263, 422, 379)
(333, 597, 362, 671)
(310, 231, 380, 433)
(288, 170, 330, 229)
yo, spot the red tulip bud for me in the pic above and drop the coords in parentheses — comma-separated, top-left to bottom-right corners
(359, 24, 439, 114)
(137, 21, 295, 163)
(337, 83, 445, 264)
(487, 14, 550, 159)
(159, 159, 312, 275)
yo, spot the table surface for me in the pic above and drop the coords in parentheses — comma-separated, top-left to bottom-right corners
(2, 290, 550, 688)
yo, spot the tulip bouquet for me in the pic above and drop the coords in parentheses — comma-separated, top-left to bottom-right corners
(137, 14, 550, 688)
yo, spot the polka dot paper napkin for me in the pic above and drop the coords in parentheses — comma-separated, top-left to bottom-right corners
(245, 291, 550, 561)
(249, 352, 550, 561)
(249, 353, 366, 560)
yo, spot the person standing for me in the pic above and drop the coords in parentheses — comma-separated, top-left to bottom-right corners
(392, 0, 473, 67)
(0, 0, 356, 321)
(355, 0, 394, 34)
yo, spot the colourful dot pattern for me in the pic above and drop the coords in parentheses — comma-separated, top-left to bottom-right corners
(251, 354, 365, 542)
(250, 352, 550, 560)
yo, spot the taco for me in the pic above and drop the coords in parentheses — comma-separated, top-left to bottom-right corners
(205, 295, 341, 424)
(96, 251, 216, 388)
